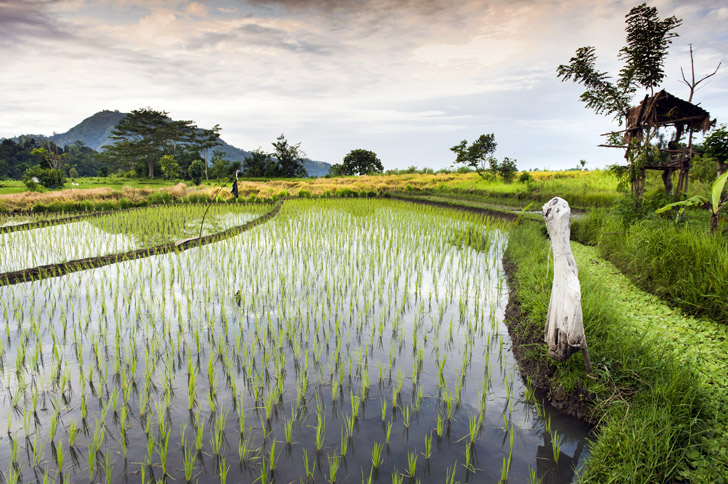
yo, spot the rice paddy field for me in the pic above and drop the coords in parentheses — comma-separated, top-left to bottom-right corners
(0, 204, 270, 273)
(0, 199, 591, 484)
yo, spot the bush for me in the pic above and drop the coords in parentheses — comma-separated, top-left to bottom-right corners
(189, 160, 205, 186)
(23, 165, 65, 189)
(518, 172, 533, 183)
(691, 154, 718, 183)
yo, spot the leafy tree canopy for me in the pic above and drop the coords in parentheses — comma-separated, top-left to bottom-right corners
(243, 149, 278, 178)
(188, 159, 205, 185)
(271, 134, 308, 178)
(102, 108, 198, 178)
(450, 133, 497, 179)
(333, 149, 383, 176)
(557, 3, 681, 122)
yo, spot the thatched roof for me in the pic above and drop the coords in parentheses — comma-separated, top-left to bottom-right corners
(626, 90, 713, 133)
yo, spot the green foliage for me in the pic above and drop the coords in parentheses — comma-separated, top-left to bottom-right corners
(703, 125, 728, 161)
(691, 153, 718, 183)
(102, 108, 197, 178)
(496, 157, 518, 182)
(68, 167, 79, 178)
(188, 160, 205, 186)
(657, 171, 728, 233)
(518, 171, 533, 183)
(209, 149, 232, 179)
(506, 223, 718, 483)
(450, 133, 497, 179)
(619, 4, 682, 92)
(558, 3, 682, 121)
(557, 46, 634, 122)
(573, 203, 728, 322)
(339, 149, 383, 176)
(159, 155, 180, 180)
(243, 150, 277, 178)
(271, 134, 307, 178)
(22, 165, 65, 189)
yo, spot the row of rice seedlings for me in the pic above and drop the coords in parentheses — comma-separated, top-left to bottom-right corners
(0, 198, 572, 483)
(0, 203, 270, 273)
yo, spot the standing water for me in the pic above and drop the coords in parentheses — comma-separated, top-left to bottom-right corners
(0, 199, 591, 483)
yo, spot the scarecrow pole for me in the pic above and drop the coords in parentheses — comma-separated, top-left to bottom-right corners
(542, 197, 592, 372)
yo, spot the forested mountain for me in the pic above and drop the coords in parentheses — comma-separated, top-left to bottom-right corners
(49, 110, 126, 150)
(1, 110, 331, 178)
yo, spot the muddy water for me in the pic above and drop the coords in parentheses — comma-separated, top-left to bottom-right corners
(0, 199, 591, 483)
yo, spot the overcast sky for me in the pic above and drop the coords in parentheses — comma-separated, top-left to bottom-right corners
(1, 0, 727, 170)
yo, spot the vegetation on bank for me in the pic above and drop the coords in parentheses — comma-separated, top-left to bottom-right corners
(506, 222, 727, 483)
(572, 206, 728, 323)
(0, 170, 619, 211)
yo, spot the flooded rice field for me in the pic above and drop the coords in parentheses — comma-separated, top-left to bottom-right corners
(0, 199, 591, 483)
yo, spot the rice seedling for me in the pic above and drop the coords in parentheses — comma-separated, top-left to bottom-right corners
(371, 442, 384, 469)
(407, 451, 418, 478)
(552, 430, 561, 464)
(315, 410, 326, 453)
(436, 413, 445, 439)
(268, 440, 278, 474)
(328, 453, 341, 483)
(0, 198, 590, 483)
(302, 448, 315, 482)
(183, 441, 195, 483)
(423, 432, 432, 460)
(219, 456, 230, 484)
(391, 470, 404, 484)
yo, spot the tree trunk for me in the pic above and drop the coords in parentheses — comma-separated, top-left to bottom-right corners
(718, 160, 727, 177)
(662, 169, 674, 196)
(542, 197, 591, 371)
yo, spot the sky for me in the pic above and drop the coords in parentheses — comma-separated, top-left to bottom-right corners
(1, 0, 727, 171)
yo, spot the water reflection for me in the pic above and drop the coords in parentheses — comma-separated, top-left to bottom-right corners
(537, 429, 587, 483)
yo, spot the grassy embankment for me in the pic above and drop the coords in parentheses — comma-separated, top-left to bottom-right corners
(507, 220, 727, 483)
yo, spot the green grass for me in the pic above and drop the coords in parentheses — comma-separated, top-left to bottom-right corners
(506, 222, 726, 483)
(572, 205, 728, 323)
(422, 169, 626, 210)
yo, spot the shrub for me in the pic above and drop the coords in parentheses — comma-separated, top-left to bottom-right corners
(189, 160, 205, 185)
(518, 172, 533, 183)
(23, 165, 65, 189)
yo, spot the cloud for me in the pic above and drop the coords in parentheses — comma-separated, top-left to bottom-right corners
(0, 0, 72, 45)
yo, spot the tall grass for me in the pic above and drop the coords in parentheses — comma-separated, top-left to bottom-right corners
(573, 208, 728, 323)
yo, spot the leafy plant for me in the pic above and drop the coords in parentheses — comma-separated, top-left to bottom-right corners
(657, 171, 728, 232)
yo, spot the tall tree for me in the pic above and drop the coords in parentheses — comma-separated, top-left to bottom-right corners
(557, 3, 682, 122)
(335, 149, 383, 176)
(271, 134, 307, 178)
(243, 149, 277, 178)
(450, 134, 497, 180)
(190, 125, 222, 180)
(102, 108, 196, 178)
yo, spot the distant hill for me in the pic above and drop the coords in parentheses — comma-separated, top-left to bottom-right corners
(38, 110, 331, 177)
(50, 110, 126, 150)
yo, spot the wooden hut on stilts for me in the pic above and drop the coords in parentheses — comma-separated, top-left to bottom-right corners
(600, 90, 714, 199)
